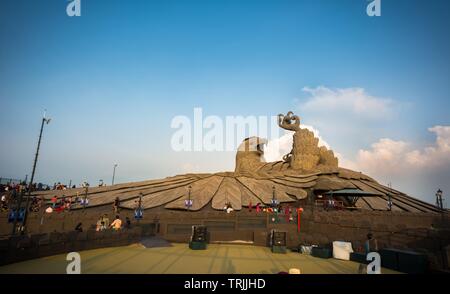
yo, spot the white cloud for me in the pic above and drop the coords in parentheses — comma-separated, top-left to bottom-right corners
(264, 125, 330, 162)
(264, 131, 294, 162)
(300, 86, 394, 119)
(343, 126, 450, 176)
(405, 126, 450, 168)
(352, 138, 411, 174)
(264, 121, 450, 204)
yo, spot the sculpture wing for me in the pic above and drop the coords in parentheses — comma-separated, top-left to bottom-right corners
(32, 168, 441, 213)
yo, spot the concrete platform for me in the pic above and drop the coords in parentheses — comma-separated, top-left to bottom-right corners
(0, 243, 400, 274)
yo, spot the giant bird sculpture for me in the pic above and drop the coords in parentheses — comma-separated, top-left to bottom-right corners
(33, 112, 441, 213)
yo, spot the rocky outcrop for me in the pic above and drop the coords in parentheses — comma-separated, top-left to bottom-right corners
(291, 128, 320, 170)
(278, 111, 338, 171)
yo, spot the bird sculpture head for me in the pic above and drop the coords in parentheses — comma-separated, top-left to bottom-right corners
(235, 136, 267, 173)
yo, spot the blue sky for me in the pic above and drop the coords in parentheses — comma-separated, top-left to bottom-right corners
(0, 0, 449, 205)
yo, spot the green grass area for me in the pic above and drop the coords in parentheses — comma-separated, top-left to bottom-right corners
(0, 243, 400, 274)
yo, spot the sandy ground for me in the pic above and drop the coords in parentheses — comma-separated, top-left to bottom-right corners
(0, 243, 400, 274)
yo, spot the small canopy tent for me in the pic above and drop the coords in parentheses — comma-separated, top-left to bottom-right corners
(323, 188, 383, 207)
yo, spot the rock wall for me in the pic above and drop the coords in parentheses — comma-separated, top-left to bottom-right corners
(290, 128, 338, 170)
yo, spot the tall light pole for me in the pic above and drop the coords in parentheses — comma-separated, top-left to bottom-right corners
(83, 182, 89, 210)
(185, 185, 192, 211)
(20, 111, 51, 234)
(436, 189, 444, 210)
(387, 182, 393, 211)
(272, 185, 278, 207)
(112, 163, 118, 185)
(136, 192, 143, 224)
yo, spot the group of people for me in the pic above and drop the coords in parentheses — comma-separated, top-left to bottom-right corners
(47, 195, 78, 212)
(0, 180, 97, 199)
(74, 214, 131, 234)
(52, 182, 70, 190)
(0, 193, 8, 212)
(0, 181, 116, 214)
(96, 214, 111, 231)
(1, 184, 39, 212)
(95, 214, 131, 232)
(324, 198, 337, 211)
(1, 183, 26, 208)
(248, 202, 292, 214)
(1, 187, 120, 216)
(29, 196, 44, 212)
(223, 202, 234, 213)
(0, 181, 73, 213)
(1, 181, 52, 194)
(222, 202, 296, 222)
(51, 181, 96, 191)
(1, 182, 29, 195)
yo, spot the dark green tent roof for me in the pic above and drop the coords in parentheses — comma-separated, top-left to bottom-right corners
(323, 188, 383, 197)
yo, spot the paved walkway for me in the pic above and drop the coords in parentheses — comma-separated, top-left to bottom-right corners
(0, 243, 400, 274)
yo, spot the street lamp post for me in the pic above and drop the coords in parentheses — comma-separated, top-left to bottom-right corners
(435, 189, 445, 267)
(387, 193, 392, 211)
(112, 164, 118, 185)
(136, 193, 143, 224)
(83, 183, 89, 210)
(186, 185, 192, 211)
(387, 182, 393, 211)
(272, 185, 278, 207)
(436, 189, 444, 210)
(20, 111, 51, 234)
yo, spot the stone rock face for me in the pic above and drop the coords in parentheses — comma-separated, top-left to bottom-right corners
(290, 128, 338, 170)
(276, 111, 338, 171)
(291, 129, 320, 170)
(318, 146, 338, 168)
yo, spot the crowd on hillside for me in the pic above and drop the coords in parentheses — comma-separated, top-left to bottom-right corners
(1, 182, 27, 212)
(0, 180, 100, 213)
(1, 184, 134, 234)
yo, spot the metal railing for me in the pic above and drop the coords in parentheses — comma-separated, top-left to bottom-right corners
(0, 177, 24, 186)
